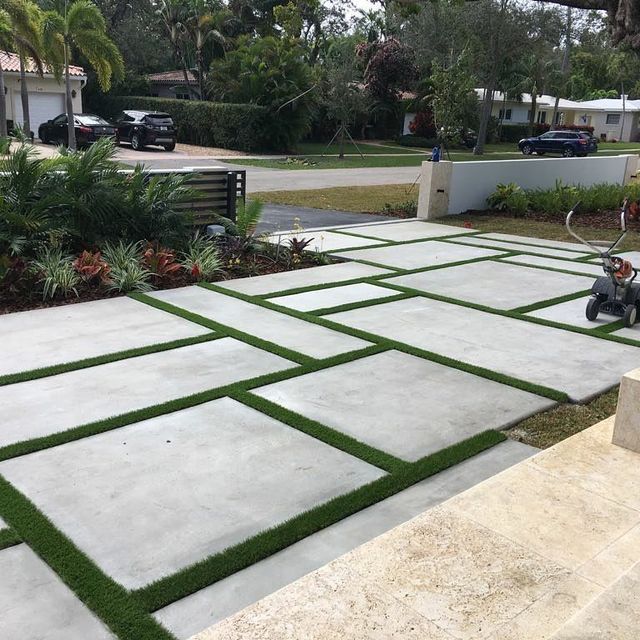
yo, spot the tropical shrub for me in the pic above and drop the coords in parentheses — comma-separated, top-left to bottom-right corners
(235, 199, 264, 238)
(30, 248, 80, 300)
(0, 137, 10, 155)
(487, 183, 529, 214)
(180, 235, 223, 281)
(73, 250, 110, 283)
(408, 111, 436, 138)
(142, 244, 182, 281)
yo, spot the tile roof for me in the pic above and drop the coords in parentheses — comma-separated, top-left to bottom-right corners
(147, 70, 197, 84)
(0, 49, 84, 76)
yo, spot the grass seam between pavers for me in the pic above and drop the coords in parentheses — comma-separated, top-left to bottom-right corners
(0, 476, 177, 640)
(371, 280, 640, 349)
(472, 234, 588, 255)
(0, 332, 221, 387)
(510, 290, 592, 314)
(441, 237, 591, 260)
(134, 429, 506, 612)
(328, 228, 482, 244)
(233, 391, 406, 473)
(129, 292, 314, 366)
(0, 526, 21, 550)
(497, 257, 601, 279)
(0, 345, 387, 463)
(310, 292, 414, 316)
(199, 282, 568, 401)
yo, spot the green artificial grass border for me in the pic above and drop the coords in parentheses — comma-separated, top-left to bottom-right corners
(442, 236, 589, 258)
(0, 476, 176, 640)
(496, 256, 600, 279)
(0, 526, 21, 551)
(468, 234, 588, 255)
(510, 290, 592, 314)
(134, 428, 506, 613)
(0, 332, 221, 387)
(310, 292, 413, 316)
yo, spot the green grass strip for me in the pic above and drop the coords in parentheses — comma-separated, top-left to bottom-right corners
(0, 345, 386, 463)
(0, 332, 221, 387)
(200, 282, 568, 402)
(330, 228, 481, 244)
(134, 429, 505, 612)
(442, 237, 589, 259)
(497, 257, 601, 279)
(234, 391, 406, 473)
(0, 476, 176, 640)
(472, 234, 588, 255)
(0, 527, 21, 551)
(310, 292, 413, 316)
(345, 258, 406, 271)
(510, 290, 592, 314)
(130, 292, 314, 366)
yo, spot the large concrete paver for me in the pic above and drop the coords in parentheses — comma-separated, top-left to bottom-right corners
(253, 350, 553, 461)
(450, 235, 590, 260)
(479, 232, 588, 253)
(0, 398, 385, 589)
(0, 296, 210, 377)
(528, 295, 615, 329)
(387, 261, 591, 310)
(501, 254, 604, 276)
(331, 240, 505, 270)
(217, 261, 390, 295)
(267, 230, 384, 252)
(328, 297, 640, 401)
(270, 282, 398, 312)
(0, 544, 115, 640)
(612, 325, 640, 340)
(337, 220, 473, 241)
(155, 440, 536, 639)
(149, 286, 369, 357)
(0, 338, 292, 448)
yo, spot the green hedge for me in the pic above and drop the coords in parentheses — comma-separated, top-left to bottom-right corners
(397, 134, 438, 148)
(98, 96, 272, 151)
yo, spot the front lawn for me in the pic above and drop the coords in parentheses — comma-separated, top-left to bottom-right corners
(294, 141, 425, 155)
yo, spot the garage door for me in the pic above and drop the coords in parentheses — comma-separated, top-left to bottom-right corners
(13, 92, 65, 137)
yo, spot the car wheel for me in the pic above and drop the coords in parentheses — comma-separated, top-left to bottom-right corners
(521, 144, 534, 155)
(39, 130, 48, 144)
(563, 146, 575, 157)
(163, 141, 176, 152)
(131, 133, 144, 151)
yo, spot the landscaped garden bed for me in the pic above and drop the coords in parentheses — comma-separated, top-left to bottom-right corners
(0, 139, 329, 315)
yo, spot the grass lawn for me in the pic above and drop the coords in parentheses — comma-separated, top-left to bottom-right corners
(293, 141, 425, 155)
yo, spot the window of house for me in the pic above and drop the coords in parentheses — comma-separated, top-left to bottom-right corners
(175, 93, 191, 100)
(554, 111, 565, 125)
(606, 113, 621, 125)
(498, 108, 512, 120)
(537, 111, 547, 124)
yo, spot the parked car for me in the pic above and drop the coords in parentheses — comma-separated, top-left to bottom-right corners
(518, 130, 598, 157)
(115, 111, 177, 151)
(38, 113, 116, 147)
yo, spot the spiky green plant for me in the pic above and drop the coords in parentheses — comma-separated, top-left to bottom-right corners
(30, 247, 79, 299)
(235, 199, 263, 237)
(181, 233, 223, 281)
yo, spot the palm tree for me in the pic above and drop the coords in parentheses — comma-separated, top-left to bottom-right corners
(157, 0, 195, 99)
(0, 0, 43, 138)
(42, 0, 123, 150)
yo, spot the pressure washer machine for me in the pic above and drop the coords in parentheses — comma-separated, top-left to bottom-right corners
(566, 200, 640, 328)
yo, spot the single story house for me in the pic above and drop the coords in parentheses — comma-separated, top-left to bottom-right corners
(1, 50, 85, 137)
(403, 89, 640, 142)
(147, 70, 201, 100)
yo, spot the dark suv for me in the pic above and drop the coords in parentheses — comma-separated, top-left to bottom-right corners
(115, 111, 177, 151)
(518, 130, 598, 157)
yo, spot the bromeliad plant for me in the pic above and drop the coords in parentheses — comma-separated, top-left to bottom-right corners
(142, 244, 182, 282)
(73, 250, 110, 284)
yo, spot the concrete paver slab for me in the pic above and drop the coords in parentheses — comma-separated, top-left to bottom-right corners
(0, 544, 115, 640)
(0, 398, 384, 589)
(331, 240, 505, 270)
(501, 254, 603, 276)
(0, 338, 292, 448)
(149, 286, 369, 357)
(335, 220, 473, 242)
(589, 251, 640, 265)
(0, 515, 6, 529)
(217, 261, 390, 295)
(612, 325, 640, 340)
(154, 440, 537, 639)
(267, 230, 383, 253)
(387, 261, 590, 310)
(0, 297, 210, 377)
(270, 283, 398, 312)
(480, 232, 588, 253)
(449, 235, 590, 259)
(253, 351, 553, 461)
(528, 296, 614, 329)
(328, 297, 640, 401)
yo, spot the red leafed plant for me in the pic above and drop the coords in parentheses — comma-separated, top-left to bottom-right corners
(287, 237, 314, 255)
(142, 244, 182, 280)
(73, 250, 110, 283)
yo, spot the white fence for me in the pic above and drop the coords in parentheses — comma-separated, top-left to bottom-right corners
(417, 154, 639, 219)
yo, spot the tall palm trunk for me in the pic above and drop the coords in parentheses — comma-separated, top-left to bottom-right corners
(64, 45, 76, 150)
(528, 92, 538, 137)
(0, 61, 7, 137)
(19, 55, 31, 139)
(196, 49, 205, 100)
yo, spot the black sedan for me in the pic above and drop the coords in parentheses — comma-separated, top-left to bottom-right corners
(115, 110, 177, 151)
(518, 130, 598, 157)
(38, 113, 116, 147)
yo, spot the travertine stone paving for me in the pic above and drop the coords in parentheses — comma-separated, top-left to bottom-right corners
(217, 261, 390, 295)
(149, 286, 370, 357)
(329, 297, 640, 401)
(331, 240, 505, 270)
(0, 544, 115, 640)
(449, 235, 590, 259)
(500, 254, 603, 276)
(386, 261, 590, 310)
(270, 282, 398, 312)
(0, 398, 385, 589)
(0, 296, 210, 377)
(0, 338, 293, 448)
(268, 230, 384, 252)
(528, 296, 614, 328)
(254, 350, 553, 461)
(333, 220, 473, 242)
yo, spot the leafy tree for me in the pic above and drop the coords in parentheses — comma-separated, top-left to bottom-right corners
(42, 0, 124, 150)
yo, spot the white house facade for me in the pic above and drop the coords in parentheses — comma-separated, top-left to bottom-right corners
(1, 50, 86, 137)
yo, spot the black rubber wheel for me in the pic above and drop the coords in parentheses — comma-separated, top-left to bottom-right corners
(585, 297, 601, 321)
(563, 146, 575, 157)
(623, 304, 638, 328)
(39, 130, 48, 144)
(131, 133, 144, 151)
(163, 141, 176, 152)
(522, 144, 534, 155)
